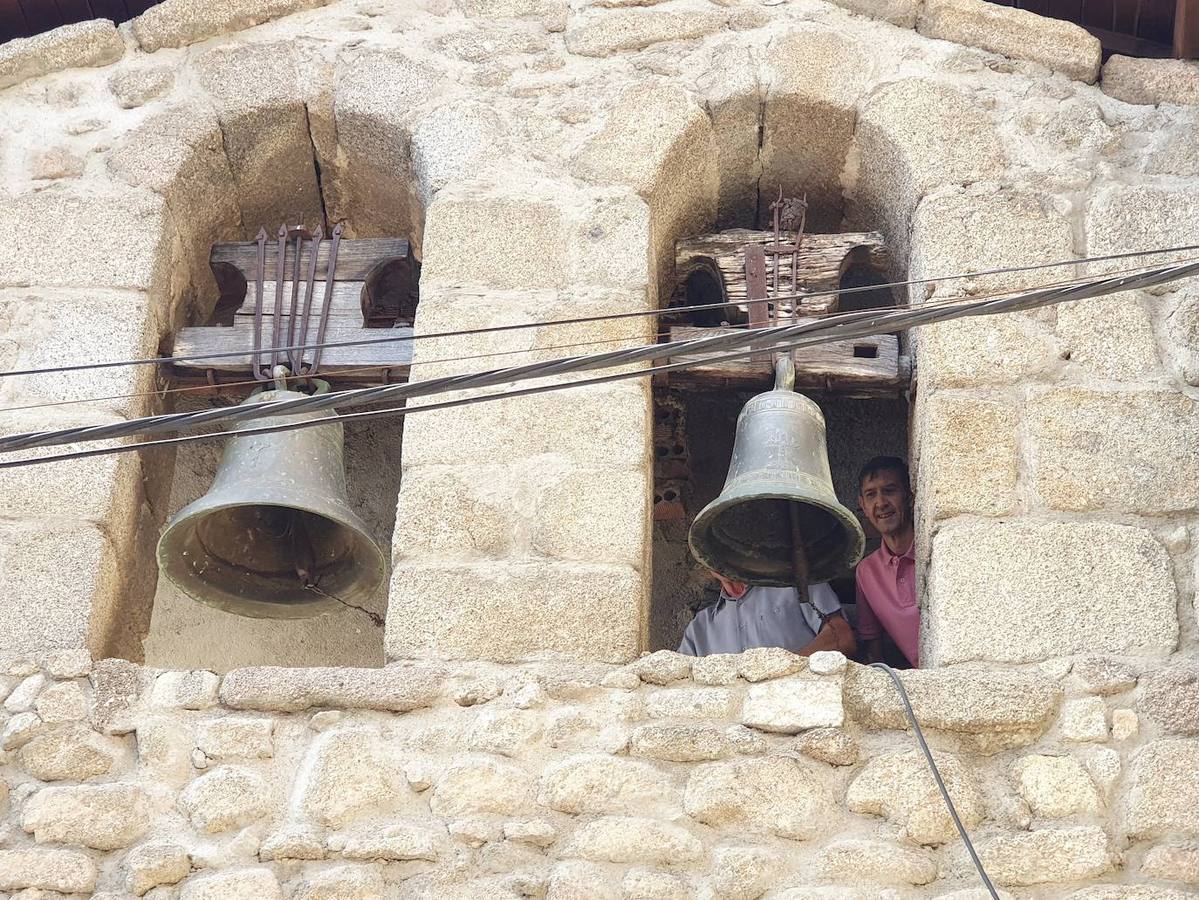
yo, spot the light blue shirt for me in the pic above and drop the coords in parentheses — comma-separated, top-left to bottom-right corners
(677, 583, 841, 656)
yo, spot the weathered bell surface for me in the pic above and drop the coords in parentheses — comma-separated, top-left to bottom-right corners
(688, 363, 865, 585)
(156, 389, 388, 619)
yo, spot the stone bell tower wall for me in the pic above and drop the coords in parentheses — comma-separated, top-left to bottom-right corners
(0, 0, 1195, 673)
(0, 2, 1196, 898)
(0, 647, 1193, 896)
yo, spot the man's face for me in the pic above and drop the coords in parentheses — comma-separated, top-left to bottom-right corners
(858, 469, 911, 538)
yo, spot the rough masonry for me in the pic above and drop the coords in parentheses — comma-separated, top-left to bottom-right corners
(0, 1, 1197, 896)
(0, 648, 1193, 898)
(0, 0, 1195, 670)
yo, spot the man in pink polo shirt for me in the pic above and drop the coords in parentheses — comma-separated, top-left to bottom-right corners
(854, 456, 919, 667)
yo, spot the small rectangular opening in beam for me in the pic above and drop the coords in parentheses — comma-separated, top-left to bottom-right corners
(853, 344, 879, 359)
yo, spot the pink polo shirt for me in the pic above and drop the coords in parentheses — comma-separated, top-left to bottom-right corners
(855, 540, 920, 667)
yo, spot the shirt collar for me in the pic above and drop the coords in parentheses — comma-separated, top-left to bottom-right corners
(880, 539, 915, 565)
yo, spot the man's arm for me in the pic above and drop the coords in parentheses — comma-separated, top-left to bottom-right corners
(797, 612, 857, 657)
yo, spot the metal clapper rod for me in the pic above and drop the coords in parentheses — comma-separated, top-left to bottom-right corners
(776, 356, 831, 627)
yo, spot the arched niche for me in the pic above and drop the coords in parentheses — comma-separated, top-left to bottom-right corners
(606, 33, 918, 653)
(94, 43, 454, 670)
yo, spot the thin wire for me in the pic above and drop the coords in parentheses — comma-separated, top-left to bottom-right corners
(869, 663, 1000, 899)
(2, 250, 1161, 415)
(2, 242, 1196, 381)
(4, 256, 1197, 467)
(0, 331, 903, 469)
(0, 324, 686, 415)
(1, 253, 1179, 418)
(5, 255, 1194, 455)
(0, 255, 1117, 416)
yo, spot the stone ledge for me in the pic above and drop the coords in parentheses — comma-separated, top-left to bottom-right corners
(387, 561, 646, 663)
(0, 523, 124, 660)
(0, 650, 1190, 897)
(1102, 55, 1199, 106)
(917, 0, 1101, 83)
(1139, 664, 1199, 735)
(978, 826, 1114, 886)
(220, 665, 443, 712)
(826, 0, 919, 27)
(0, 188, 172, 292)
(844, 665, 1061, 750)
(564, 3, 729, 57)
(1126, 739, 1199, 839)
(853, 80, 1006, 258)
(847, 749, 983, 845)
(0, 19, 123, 92)
(0, 848, 97, 894)
(1028, 388, 1199, 515)
(420, 190, 570, 290)
(131, 0, 333, 52)
(457, 0, 568, 31)
(915, 392, 1019, 520)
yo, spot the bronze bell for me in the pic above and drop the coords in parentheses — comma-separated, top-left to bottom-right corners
(688, 359, 865, 586)
(156, 389, 388, 619)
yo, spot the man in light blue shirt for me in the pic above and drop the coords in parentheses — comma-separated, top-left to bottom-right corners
(678, 570, 856, 657)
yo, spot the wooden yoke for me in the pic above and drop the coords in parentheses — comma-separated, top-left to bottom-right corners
(172, 236, 419, 389)
(664, 230, 908, 398)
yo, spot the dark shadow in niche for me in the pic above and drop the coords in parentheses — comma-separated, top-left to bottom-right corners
(649, 386, 910, 652)
(649, 241, 910, 652)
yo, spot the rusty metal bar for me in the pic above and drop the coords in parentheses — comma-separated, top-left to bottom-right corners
(251, 228, 269, 381)
(293, 223, 323, 375)
(792, 195, 808, 322)
(270, 225, 287, 376)
(284, 225, 311, 371)
(745, 243, 769, 363)
(308, 223, 344, 377)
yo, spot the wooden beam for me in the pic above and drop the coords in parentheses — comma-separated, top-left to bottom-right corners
(673, 231, 889, 317)
(209, 236, 417, 328)
(170, 323, 414, 386)
(211, 237, 410, 284)
(227, 281, 364, 318)
(1082, 23, 1173, 56)
(172, 313, 909, 397)
(664, 325, 906, 398)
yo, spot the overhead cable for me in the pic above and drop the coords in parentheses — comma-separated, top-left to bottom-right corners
(0, 256, 1142, 416)
(869, 664, 1000, 898)
(0, 252, 1150, 416)
(0, 325, 688, 415)
(1, 243, 1196, 381)
(2, 257, 1196, 461)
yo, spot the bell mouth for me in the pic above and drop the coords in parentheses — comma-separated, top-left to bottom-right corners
(157, 502, 388, 620)
(689, 493, 865, 586)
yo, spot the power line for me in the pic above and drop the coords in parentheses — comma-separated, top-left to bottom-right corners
(2, 257, 1195, 464)
(0, 330, 917, 470)
(3, 258, 1194, 454)
(0, 324, 689, 415)
(870, 664, 1000, 898)
(0, 253, 1174, 418)
(0, 271, 1098, 452)
(2, 243, 1196, 381)
(0, 259, 1108, 416)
